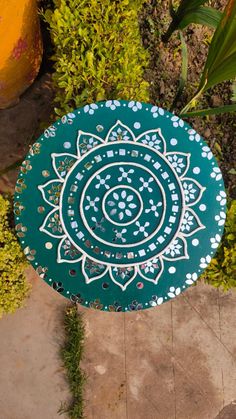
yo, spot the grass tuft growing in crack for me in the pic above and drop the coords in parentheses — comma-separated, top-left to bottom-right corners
(59, 305, 85, 419)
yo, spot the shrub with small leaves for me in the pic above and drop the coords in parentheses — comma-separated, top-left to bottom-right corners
(43, 0, 150, 116)
(203, 199, 236, 290)
(0, 195, 29, 318)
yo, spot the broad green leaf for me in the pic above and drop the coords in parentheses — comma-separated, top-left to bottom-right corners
(202, 52, 236, 88)
(199, 0, 236, 91)
(162, 0, 209, 42)
(175, 0, 209, 15)
(179, 6, 222, 29)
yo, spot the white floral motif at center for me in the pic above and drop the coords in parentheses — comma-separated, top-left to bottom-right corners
(107, 190, 137, 221)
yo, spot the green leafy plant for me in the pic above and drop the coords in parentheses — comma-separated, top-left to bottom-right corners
(162, 0, 221, 43)
(181, 0, 236, 115)
(0, 195, 30, 318)
(43, 0, 150, 116)
(59, 305, 85, 419)
(203, 199, 236, 290)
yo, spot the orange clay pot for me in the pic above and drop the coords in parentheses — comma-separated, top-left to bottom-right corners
(0, 0, 43, 109)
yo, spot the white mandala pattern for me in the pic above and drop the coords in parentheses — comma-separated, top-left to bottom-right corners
(38, 119, 207, 292)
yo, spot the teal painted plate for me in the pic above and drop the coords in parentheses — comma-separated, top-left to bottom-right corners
(14, 100, 226, 311)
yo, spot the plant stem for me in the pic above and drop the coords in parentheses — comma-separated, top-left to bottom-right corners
(170, 31, 188, 111)
(162, 18, 179, 43)
(181, 103, 236, 117)
(169, 0, 175, 18)
(180, 85, 206, 115)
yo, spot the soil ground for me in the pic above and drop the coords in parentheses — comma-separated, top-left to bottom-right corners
(140, 0, 236, 197)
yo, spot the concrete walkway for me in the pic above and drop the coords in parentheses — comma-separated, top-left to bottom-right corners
(0, 268, 69, 419)
(82, 278, 236, 419)
(0, 268, 235, 419)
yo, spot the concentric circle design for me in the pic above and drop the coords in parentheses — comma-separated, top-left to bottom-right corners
(61, 144, 183, 265)
(14, 101, 226, 311)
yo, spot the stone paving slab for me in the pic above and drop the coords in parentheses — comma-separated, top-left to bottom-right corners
(81, 281, 236, 419)
(0, 269, 236, 419)
(0, 268, 70, 419)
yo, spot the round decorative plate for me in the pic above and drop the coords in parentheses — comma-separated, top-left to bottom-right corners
(14, 100, 226, 311)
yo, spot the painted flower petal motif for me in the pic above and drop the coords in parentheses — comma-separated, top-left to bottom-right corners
(105, 100, 121, 110)
(185, 272, 198, 285)
(149, 295, 164, 306)
(215, 211, 226, 226)
(136, 128, 166, 154)
(36, 266, 48, 279)
(77, 130, 104, 156)
(105, 120, 135, 142)
(61, 113, 76, 125)
(109, 266, 137, 291)
(180, 208, 205, 237)
(181, 177, 206, 206)
(44, 125, 56, 138)
(211, 167, 222, 181)
(38, 180, 63, 207)
(163, 236, 189, 261)
(39, 208, 64, 238)
(52, 153, 78, 180)
(216, 191, 226, 206)
(128, 301, 143, 311)
(84, 103, 98, 115)
(52, 281, 64, 293)
(138, 257, 164, 284)
(199, 255, 211, 268)
(82, 256, 108, 284)
(166, 152, 190, 178)
(210, 234, 221, 249)
(167, 286, 181, 298)
(128, 101, 142, 112)
(171, 115, 184, 128)
(151, 106, 165, 118)
(57, 236, 83, 263)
